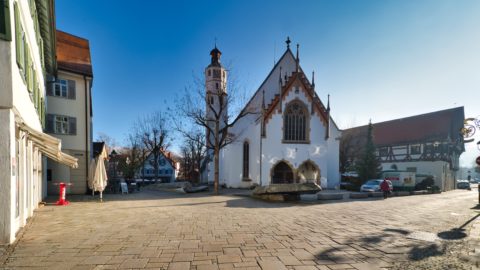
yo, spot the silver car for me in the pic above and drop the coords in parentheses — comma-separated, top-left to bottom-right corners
(360, 179, 392, 192)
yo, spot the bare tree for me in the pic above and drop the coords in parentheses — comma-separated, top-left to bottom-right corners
(96, 132, 117, 152)
(173, 68, 253, 194)
(133, 111, 170, 182)
(179, 129, 207, 182)
(118, 134, 144, 179)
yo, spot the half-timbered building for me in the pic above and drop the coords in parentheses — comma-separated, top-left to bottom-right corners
(342, 107, 465, 191)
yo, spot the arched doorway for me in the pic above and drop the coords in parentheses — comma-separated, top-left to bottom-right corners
(297, 160, 320, 184)
(271, 161, 294, 184)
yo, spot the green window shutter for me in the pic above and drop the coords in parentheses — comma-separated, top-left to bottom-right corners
(39, 38, 44, 69)
(14, 2, 22, 67)
(0, 0, 11, 41)
(40, 97, 45, 128)
(23, 35, 29, 83)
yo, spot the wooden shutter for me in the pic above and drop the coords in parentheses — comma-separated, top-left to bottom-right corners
(14, 2, 22, 68)
(67, 80, 76, 99)
(0, 0, 11, 41)
(40, 97, 45, 128)
(46, 114, 54, 133)
(69, 117, 77, 135)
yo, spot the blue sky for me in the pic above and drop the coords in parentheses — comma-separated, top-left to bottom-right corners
(56, 0, 480, 166)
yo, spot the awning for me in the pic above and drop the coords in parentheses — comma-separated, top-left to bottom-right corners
(18, 123, 78, 168)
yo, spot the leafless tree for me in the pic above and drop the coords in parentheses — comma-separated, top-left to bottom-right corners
(96, 132, 117, 152)
(172, 69, 254, 194)
(339, 130, 362, 173)
(118, 134, 145, 179)
(179, 129, 207, 182)
(133, 111, 170, 182)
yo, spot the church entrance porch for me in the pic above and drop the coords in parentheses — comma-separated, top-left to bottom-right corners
(271, 161, 295, 184)
(297, 160, 321, 184)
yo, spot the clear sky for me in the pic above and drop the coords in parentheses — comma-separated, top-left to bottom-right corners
(55, 0, 480, 167)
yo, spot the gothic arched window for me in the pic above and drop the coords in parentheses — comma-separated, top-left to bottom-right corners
(243, 141, 249, 179)
(283, 101, 309, 142)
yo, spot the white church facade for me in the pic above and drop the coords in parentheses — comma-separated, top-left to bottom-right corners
(203, 38, 341, 189)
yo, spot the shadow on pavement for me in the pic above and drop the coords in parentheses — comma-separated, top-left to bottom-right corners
(408, 243, 445, 260)
(437, 213, 480, 240)
(316, 228, 447, 263)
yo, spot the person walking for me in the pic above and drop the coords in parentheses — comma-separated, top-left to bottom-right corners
(380, 179, 391, 199)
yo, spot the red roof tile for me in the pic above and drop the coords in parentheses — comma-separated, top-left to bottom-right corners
(56, 30, 93, 76)
(345, 107, 465, 147)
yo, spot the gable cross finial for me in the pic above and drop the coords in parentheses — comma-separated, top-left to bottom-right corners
(286, 37, 291, 49)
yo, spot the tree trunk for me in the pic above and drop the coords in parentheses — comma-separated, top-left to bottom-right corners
(214, 120, 220, 194)
(154, 152, 159, 182)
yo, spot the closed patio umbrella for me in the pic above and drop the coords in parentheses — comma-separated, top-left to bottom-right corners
(88, 148, 109, 201)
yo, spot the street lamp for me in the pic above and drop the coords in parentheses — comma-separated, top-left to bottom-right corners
(110, 150, 118, 180)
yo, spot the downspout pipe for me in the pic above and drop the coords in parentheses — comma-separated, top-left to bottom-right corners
(84, 75, 89, 194)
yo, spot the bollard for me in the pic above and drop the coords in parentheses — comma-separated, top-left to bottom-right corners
(56, 182, 70, 206)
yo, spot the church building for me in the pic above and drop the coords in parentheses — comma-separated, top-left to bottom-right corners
(203, 38, 341, 189)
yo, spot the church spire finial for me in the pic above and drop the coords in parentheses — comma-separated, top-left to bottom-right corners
(296, 43, 299, 72)
(327, 94, 330, 111)
(286, 37, 291, 49)
(279, 66, 283, 86)
(296, 43, 299, 61)
(312, 71, 315, 88)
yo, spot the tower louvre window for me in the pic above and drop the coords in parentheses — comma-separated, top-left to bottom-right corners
(215, 82, 219, 90)
(208, 70, 211, 76)
(213, 69, 220, 78)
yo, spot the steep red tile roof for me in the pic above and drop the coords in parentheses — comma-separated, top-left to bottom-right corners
(56, 30, 93, 76)
(345, 107, 465, 148)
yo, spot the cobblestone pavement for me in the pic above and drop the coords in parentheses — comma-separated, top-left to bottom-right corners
(1, 188, 479, 270)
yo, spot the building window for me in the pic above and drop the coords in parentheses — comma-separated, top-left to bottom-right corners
(47, 114, 76, 135)
(208, 70, 211, 76)
(283, 101, 308, 142)
(54, 115, 69, 134)
(54, 79, 68, 97)
(215, 82, 219, 90)
(0, 0, 11, 41)
(243, 141, 249, 179)
(209, 96, 214, 105)
(410, 144, 421, 154)
(213, 69, 220, 78)
(159, 159, 166, 166)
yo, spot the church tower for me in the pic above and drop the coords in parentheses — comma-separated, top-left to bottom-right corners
(204, 46, 227, 183)
(205, 46, 228, 148)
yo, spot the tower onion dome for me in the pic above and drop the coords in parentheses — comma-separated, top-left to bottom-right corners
(209, 46, 222, 67)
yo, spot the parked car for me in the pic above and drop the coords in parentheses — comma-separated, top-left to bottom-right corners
(457, 180, 471, 190)
(360, 179, 392, 192)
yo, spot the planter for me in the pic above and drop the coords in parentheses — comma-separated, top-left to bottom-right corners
(349, 192, 369, 199)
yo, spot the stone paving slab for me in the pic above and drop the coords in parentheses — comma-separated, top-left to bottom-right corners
(0, 189, 478, 270)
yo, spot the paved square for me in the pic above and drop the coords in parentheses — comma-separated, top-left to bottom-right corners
(1, 188, 478, 269)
